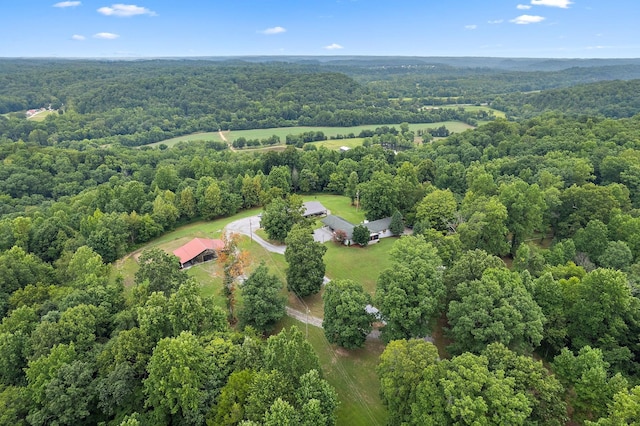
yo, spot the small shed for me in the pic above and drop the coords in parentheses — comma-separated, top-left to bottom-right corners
(303, 201, 328, 218)
(173, 237, 224, 268)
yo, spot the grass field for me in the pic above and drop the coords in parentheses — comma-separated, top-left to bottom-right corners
(276, 317, 387, 426)
(323, 238, 395, 295)
(302, 194, 365, 224)
(150, 121, 475, 149)
(113, 199, 393, 425)
(434, 104, 506, 119)
(27, 110, 57, 121)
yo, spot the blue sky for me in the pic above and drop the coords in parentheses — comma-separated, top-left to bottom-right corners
(2, 0, 638, 58)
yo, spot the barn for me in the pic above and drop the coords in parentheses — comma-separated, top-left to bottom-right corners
(173, 237, 224, 268)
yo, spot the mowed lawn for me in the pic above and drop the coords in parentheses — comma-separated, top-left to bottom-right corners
(275, 317, 388, 426)
(302, 194, 365, 224)
(113, 202, 391, 425)
(323, 238, 395, 296)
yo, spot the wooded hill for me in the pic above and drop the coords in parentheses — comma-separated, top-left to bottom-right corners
(2, 59, 640, 424)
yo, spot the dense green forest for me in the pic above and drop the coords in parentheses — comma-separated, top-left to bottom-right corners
(4, 58, 640, 424)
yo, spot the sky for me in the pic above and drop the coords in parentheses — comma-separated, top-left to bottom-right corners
(1, 0, 638, 58)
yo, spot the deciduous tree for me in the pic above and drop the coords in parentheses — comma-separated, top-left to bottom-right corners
(322, 279, 374, 349)
(238, 264, 286, 334)
(447, 267, 545, 355)
(375, 236, 444, 342)
(285, 225, 326, 297)
(351, 224, 370, 246)
(377, 339, 439, 424)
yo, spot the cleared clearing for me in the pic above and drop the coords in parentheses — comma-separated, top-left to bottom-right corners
(148, 121, 475, 148)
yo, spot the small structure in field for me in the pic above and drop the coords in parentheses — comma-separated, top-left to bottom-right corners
(321, 214, 393, 246)
(302, 201, 328, 218)
(173, 237, 224, 268)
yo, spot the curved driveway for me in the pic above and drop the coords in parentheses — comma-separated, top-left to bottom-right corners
(224, 215, 380, 339)
(224, 215, 286, 254)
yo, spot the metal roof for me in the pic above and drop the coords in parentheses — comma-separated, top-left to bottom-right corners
(303, 201, 327, 217)
(173, 238, 224, 265)
(365, 217, 392, 233)
(321, 215, 355, 239)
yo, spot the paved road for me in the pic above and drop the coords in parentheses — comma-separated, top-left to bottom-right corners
(225, 215, 286, 254)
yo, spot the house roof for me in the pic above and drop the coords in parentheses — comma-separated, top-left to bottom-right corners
(365, 217, 392, 233)
(322, 215, 393, 239)
(321, 215, 354, 239)
(303, 201, 327, 217)
(173, 238, 224, 265)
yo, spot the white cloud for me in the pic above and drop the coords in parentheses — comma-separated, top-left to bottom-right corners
(71, 34, 86, 40)
(54, 1, 81, 7)
(465, 24, 477, 30)
(260, 26, 286, 35)
(531, 0, 573, 8)
(488, 19, 504, 24)
(324, 43, 343, 50)
(510, 14, 546, 24)
(93, 32, 120, 39)
(97, 4, 156, 17)
(517, 4, 532, 9)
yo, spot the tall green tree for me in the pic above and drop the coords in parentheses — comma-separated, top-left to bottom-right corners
(238, 264, 286, 334)
(413, 351, 532, 425)
(134, 248, 188, 296)
(285, 224, 326, 297)
(447, 267, 545, 355)
(375, 236, 444, 342)
(358, 171, 398, 220)
(377, 339, 440, 424)
(144, 331, 214, 425)
(351, 224, 370, 246)
(458, 195, 510, 256)
(262, 326, 321, 388)
(322, 279, 374, 349)
(566, 268, 637, 372)
(573, 219, 609, 262)
(443, 249, 505, 301)
(498, 179, 545, 253)
(416, 188, 458, 232)
(261, 195, 305, 242)
(483, 343, 568, 425)
(389, 210, 404, 236)
(553, 346, 628, 423)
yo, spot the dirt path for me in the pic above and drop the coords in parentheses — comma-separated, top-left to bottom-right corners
(218, 130, 236, 151)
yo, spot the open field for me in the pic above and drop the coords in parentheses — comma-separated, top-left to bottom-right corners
(275, 317, 387, 426)
(27, 110, 57, 121)
(149, 121, 475, 148)
(323, 238, 395, 295)
(112, 208, 261, 288)
(302, 194, 365, 224)
(435, 104, 506, 119)
(113, 198, 394, 425)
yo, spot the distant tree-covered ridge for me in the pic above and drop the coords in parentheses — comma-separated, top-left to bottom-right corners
(4, 59, 640, 424)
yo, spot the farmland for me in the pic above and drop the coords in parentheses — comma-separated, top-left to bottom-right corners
(149, 121, 475, 148)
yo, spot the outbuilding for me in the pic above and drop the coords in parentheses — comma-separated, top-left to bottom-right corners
(173, 237, 224, 268)
(302, 201, 328, 218)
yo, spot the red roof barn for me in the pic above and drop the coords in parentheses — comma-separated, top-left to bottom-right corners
(173, 237, 224, 268)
